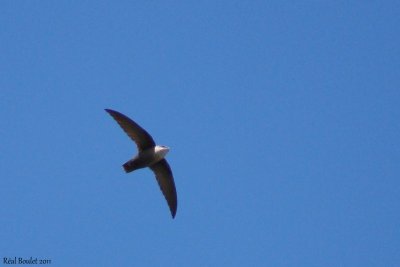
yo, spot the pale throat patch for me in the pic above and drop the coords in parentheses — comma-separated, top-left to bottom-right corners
(154, 145, 170, 158)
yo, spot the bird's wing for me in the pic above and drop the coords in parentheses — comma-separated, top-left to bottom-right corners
(105, 109, 156, 151)
(150, 159, 177, 218)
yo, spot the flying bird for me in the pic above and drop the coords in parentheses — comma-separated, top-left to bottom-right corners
(105, 109, 177, 218)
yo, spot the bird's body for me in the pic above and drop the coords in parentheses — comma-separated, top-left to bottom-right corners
(105, 109, 177, 218)
(123, 145, 169, 173)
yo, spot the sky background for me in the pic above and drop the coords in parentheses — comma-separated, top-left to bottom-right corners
(1, 1, 399, 266)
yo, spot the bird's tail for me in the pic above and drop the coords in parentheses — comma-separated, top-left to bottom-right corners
(123, 160, 138, 173)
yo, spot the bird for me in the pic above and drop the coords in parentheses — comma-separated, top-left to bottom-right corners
(105, 108, 177, 218)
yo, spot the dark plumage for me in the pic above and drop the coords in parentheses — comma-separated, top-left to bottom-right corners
(105, 109, 177, 218)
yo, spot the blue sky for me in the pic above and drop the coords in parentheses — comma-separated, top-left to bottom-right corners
(1, 1, 399, 266)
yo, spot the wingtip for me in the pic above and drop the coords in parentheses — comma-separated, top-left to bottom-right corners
(105, 108, 120, 117)
(171, 207, 177, 219)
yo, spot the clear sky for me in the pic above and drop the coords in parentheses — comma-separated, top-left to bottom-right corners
(1, 1, 399, 266)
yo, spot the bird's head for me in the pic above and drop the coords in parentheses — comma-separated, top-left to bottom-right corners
(155, 145, 170, 158)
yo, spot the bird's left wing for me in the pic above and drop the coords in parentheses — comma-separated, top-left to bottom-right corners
(105, 109, 156, 151)
(150, 159, 178, 218)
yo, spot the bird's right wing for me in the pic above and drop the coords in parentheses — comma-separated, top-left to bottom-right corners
(105, 109, 156, 151)
(150, 159, 178, 218)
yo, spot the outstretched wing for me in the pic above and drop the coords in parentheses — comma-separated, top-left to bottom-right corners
(105, 109, 156, 151)
(150, 159, 178, 218)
